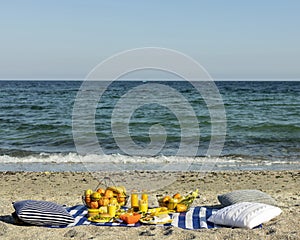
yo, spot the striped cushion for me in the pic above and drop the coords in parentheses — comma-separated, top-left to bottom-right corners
(218, 190, 277, 207)
(13, 200, 75, 226)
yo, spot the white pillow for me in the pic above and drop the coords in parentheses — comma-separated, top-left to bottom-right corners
(207, 202, 282, 229)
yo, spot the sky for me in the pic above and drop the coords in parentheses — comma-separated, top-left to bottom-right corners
(0, 0, 299, 80)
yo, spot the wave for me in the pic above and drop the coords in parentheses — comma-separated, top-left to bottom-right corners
(1, 152, 299, 172)
(1, 152, 299, 165)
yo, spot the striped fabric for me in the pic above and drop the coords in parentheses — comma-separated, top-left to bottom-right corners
(51, 205, 220, 229)
(171, 207, 219, 229)
(13, 200, 75, 226)
(63, 205, 142, 228)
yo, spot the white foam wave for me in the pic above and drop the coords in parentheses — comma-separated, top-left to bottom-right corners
(0, 153, 299, 166)
(0, 153, 218, 164)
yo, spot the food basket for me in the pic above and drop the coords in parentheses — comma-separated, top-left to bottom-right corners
(82, 176, 128, 210)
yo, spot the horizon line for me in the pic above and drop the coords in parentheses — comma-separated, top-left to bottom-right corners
(0, 78, 299, 81)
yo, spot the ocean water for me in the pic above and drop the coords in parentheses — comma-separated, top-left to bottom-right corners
(0, 80, 299, 172)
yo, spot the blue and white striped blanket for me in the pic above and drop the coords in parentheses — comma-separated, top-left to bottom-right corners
(61, 205, 219, 229)
(171, 206, 219, 229)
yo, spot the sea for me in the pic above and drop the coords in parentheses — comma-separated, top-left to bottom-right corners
(0, 80, 299, 172)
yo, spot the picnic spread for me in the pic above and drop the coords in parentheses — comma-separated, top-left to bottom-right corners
(11, 177, 282, 230)
(81, 183, 199, 226)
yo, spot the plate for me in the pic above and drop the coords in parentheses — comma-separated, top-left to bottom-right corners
(140, 214, 173, 225)
(147, 207, 175, 215)
(140, 218, 173, 225)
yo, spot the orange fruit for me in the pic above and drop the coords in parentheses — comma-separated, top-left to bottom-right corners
(85, 195, 91, 204)
(176, 203, 187, 212)
(90, 201, 99, 209)
(104, 189, 114, 198)
(98, 197, 110, 206)
(173, 193, 181, 199)
(96, 188, 105, 195)
(117, 196, 126, 203)
(117, 192, 126, 197)
(117, 192, 126, 202)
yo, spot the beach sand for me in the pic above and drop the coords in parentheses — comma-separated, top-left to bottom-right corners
(0, 170, 299, 240)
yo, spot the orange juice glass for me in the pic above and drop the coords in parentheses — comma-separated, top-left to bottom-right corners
(108, 204, 116, 217)
(139, 200, 148, 213)
(131, 191, 139, 209)
(141, 190, 148, 201)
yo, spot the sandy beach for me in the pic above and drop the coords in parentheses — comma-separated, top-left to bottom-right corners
(0, 170, 299, 240)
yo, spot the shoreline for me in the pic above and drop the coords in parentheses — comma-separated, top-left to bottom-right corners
(0, 161, 299, 172)
(0, 170, 299, 239)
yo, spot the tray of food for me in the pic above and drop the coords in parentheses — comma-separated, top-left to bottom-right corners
(157, 189, 199, 212)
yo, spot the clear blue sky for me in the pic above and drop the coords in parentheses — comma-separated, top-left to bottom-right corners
(0, 0, 299, 80)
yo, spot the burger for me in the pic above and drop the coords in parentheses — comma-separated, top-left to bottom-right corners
(90, 213, 112, 222)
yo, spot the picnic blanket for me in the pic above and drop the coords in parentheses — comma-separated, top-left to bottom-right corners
(58, 205, 220, 229)
(172, 206, 219, 229)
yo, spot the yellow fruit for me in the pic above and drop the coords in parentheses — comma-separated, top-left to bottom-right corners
(192, 189, 199, 198)
(109, 197, 118, 204)
(85, 189, 93, 196)
(91, 192, 101, 201)
(167, 198, 178, 210)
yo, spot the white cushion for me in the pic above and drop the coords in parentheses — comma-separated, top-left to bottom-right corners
(207, 202, 282, 229)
